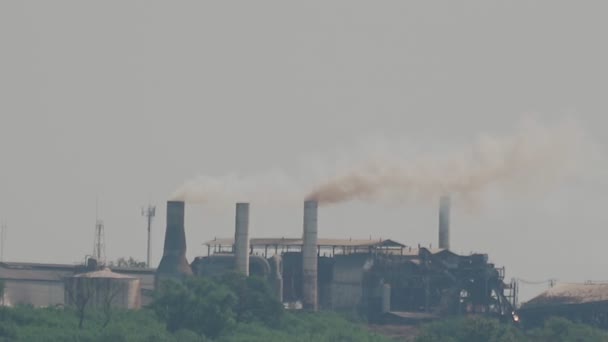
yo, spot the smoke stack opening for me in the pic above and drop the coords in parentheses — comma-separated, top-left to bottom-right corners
(439, 195, 451, 250)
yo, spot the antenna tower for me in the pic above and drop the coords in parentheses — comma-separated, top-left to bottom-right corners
(142, 205, 156, 268)
(93, 199, 106, 264)
(93, 219, 106, 264)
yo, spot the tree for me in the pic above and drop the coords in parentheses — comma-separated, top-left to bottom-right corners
(219, 272, 284, 327)
(110, 257, 147, 268)
(152, 277, 237, 338)
(64, 278, 95, 329)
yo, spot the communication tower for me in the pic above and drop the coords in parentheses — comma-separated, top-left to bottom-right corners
(142, 205, 156, 268)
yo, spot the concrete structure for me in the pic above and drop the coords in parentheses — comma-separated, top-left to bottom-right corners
(156, 201, 192, 286)
(64, 268, 141, 309)
(438, 196, 451, 250)
(302, 200, 318, 311)
(234, 203, 250, 276)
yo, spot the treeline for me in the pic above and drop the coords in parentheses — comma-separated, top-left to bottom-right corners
(1, 274, 607, 341)
(0, 274, 389, 342)
(415, 316, 608, 342)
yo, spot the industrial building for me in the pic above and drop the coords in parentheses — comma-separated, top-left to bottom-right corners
(156, 198, 518, 322)
(0, 196, 517, 323)
(0, 261, 154, 308)
(519, 283, 608, 328)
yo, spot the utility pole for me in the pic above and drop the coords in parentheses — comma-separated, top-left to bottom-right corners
(0, 221, 6, 262)
(142, 205, 156, 268)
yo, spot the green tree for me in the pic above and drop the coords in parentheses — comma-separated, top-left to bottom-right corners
(415, 317, 524, 342)
(527, 316, 608, 342)
(111, 257, 147, 268)
(220, 272, 284, 327)
(152, 277, 237, 338)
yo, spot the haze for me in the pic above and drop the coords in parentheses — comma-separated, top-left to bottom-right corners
(1, 1, 607, 301)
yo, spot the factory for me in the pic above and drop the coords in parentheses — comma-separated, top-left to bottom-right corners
(0, 195, 517, 323)
(156, 198, 518, 322)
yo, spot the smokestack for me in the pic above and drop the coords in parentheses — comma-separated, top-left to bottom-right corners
(234, 202, 250, 276)
(439, 195, 451, 250)
(156, 201, 193, 285)
(302, 200, 318, 311)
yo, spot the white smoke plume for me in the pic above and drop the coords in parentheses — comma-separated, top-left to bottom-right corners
(171, 118, 588, 206)
(306, 118, 586, 205)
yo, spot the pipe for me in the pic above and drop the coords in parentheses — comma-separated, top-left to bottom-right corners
(234, 203, 250, 276)
(382, 283, 391, 314)
(439, 195, 451, 250)
(156, 201, 192, 286)
(302, 200, 318, 311)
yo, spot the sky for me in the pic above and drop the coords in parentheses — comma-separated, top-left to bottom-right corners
(1, 1, 608, 301)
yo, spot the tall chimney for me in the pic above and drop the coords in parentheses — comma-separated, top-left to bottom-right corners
(439, 195, 451, 250)
(156, 201, 193, 286)
(302, 200, 318, 311)
(234, 202, 250, 276)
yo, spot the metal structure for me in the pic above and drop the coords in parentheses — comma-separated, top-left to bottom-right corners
(93, 219, 106, 264)
(141, 205, 156, 268)
(65, 268, 141, 309)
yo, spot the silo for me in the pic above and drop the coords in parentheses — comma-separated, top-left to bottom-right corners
(64, 268, 141, 309)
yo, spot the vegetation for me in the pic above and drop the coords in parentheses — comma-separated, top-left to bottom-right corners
(0, 273, 388, 341)
(2, 273, 608, 341)
(415, 316, 608, 342)
(109, 257, 147, 268)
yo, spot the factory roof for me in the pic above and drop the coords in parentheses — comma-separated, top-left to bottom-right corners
(523, 283, 608, 308)
(203, 237, 406, 249)
(71, 267, 137, 279)
(0, 262, 153, 286)
(0, 262, 74, 282)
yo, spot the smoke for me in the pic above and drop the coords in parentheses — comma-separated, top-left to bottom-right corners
(306, 118, 586, 205)
(170, 170, 303, 205)
(171, 118, 589, 207)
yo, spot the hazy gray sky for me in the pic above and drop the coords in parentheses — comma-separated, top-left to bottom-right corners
(2, 1, 608, 300)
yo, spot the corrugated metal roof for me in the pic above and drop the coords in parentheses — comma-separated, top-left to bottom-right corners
(203, 237, 405, 248)
(71, 268, 137, 279)
(0, 263, 73, 282)
(524, 283, 608, 307)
